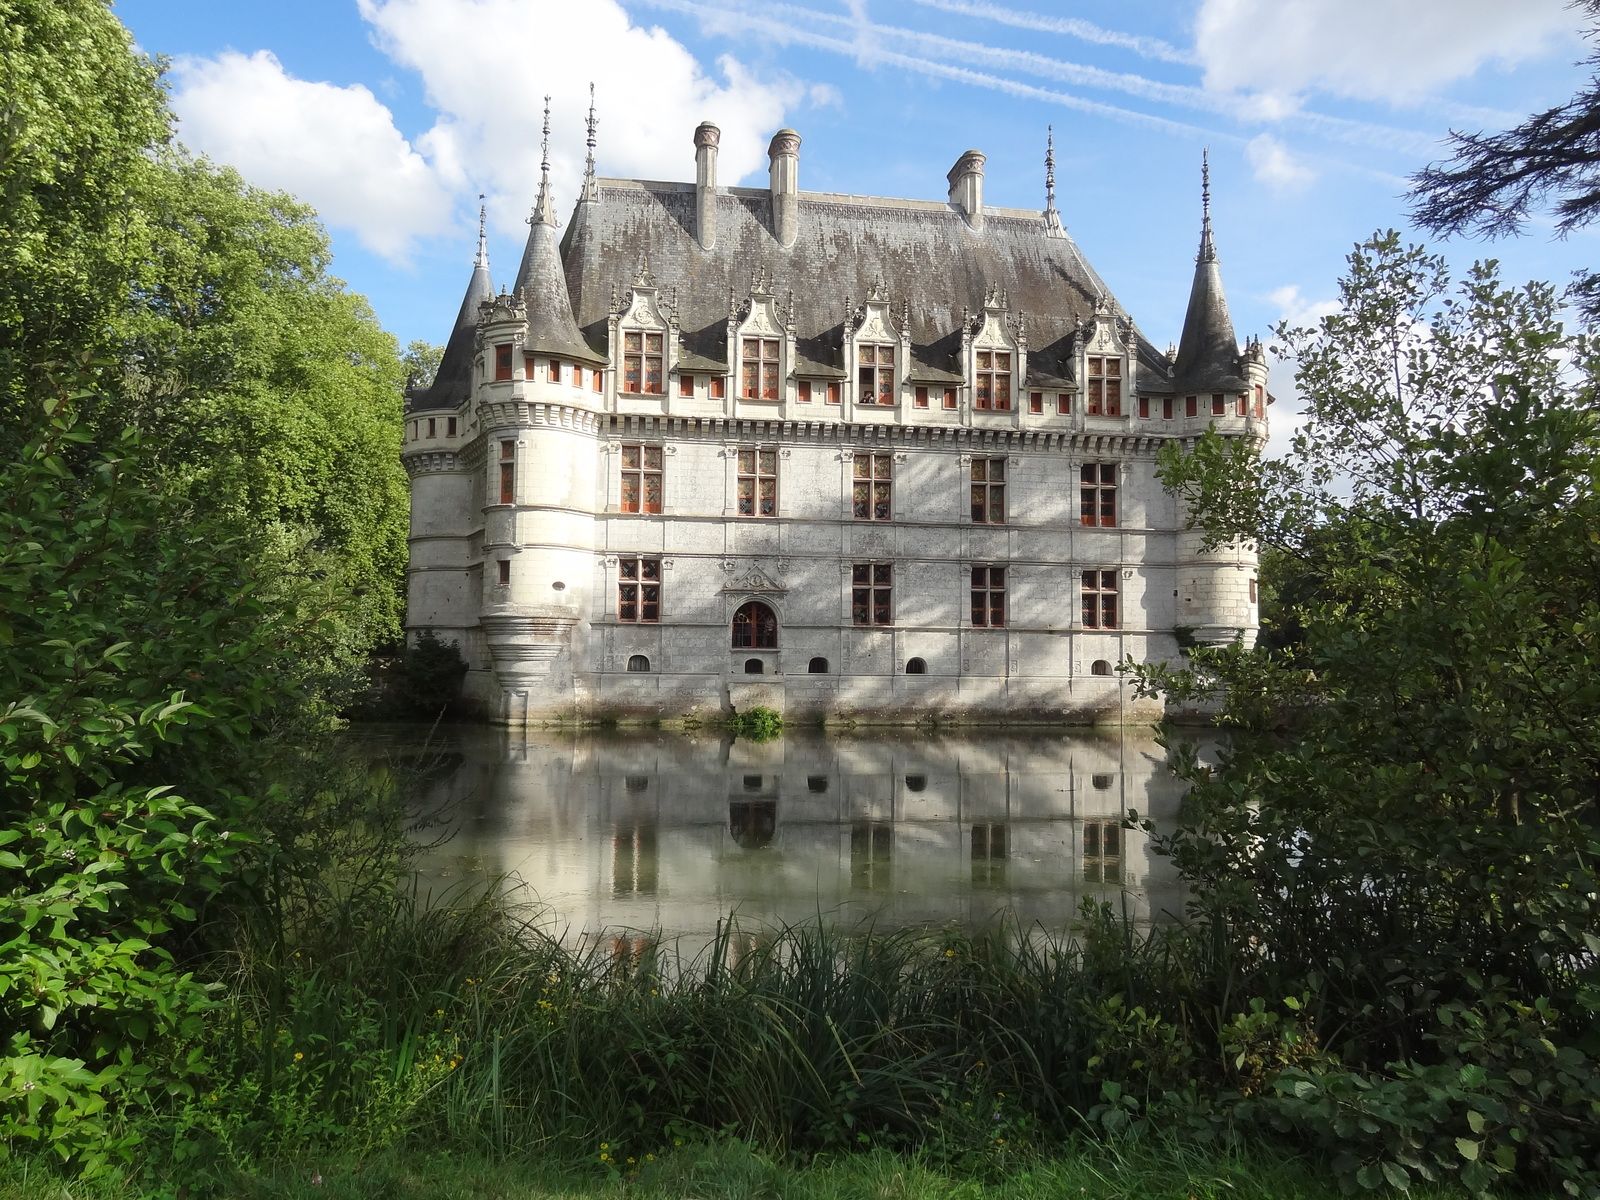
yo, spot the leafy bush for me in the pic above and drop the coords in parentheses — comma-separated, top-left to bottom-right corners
(727, 706, 783, 741)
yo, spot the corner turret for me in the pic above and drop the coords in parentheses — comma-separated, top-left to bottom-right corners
(1172, 150, 1247, 395)
(406, 198, 494, 411)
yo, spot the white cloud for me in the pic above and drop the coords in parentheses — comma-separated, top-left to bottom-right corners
(1245, 133, 1314, 193)
(355, 0, 802, 244)
(168, 50, 453, 261)
(1195, 0, 1576, 114)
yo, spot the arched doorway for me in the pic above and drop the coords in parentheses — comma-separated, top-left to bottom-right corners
(731, 600, 778, 649)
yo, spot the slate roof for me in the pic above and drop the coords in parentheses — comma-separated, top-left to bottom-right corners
(407, 253, 492, 412)
(558, 181, 1177, 388)
(515, 208, 608, 366)
(1171, 242, 1248, 395)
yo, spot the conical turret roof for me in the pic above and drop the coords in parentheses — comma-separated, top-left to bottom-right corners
(1172, 153, 1247, 394)
(514, 97, 605, 365)
(407, 212, 493, 410)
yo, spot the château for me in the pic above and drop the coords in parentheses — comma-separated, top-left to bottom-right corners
(401, 103, 1268, 725)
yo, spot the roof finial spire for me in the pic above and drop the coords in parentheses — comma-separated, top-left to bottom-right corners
(1198, 147, 1215, 263)
(475, 193, 488, 267)
(1043, 124, 1063, 236)
(531, 95, 558, 226)
(581, 82, 600, 203)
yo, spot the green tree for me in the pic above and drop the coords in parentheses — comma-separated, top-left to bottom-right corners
(1137, 234, 1600, 1194)
(0, 0, 168, 419)
(1410, 2, 1600, 319)
(402, 339, 444, 390)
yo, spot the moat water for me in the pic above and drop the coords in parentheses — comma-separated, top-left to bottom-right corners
(368, 725, 1201, 942)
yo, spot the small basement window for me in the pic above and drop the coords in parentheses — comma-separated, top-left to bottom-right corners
(808, 656, 829, 673)
(626, 654, 651, 673)
(1091, 660, 1112, 676)
(744, 658, 764, 675)
(905, 657, 927, 675)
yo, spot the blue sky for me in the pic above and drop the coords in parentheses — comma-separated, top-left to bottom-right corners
(116, 0, 1595, 390)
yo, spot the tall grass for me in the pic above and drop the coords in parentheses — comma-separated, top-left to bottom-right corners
(175, 886, 1219, 1171)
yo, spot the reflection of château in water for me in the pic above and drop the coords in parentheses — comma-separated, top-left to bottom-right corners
(412, 728, 1195, 939)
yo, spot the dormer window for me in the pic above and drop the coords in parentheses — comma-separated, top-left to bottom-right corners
(623, 332, 663, 395)
(856, 344, 896, 406)
(975, 351, 1011, 411)
(741, 337, 780, 399)
(1087, 357, 1121, 416)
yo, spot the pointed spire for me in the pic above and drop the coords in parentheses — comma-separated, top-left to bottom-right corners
(408, 214, 496, 409)
(1198, 147, 1215, 263)
(474, 193, 488, 268)
(1173, 149, 1244, 393)
(531, 94, 558, 226)
(581, 82, 600, 204)
(1043, 125, 1063, 236)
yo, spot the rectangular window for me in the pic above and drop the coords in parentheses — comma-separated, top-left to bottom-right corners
(1080, 462, 1117, 527)
(447, 417, 457, 436)
(623, 331, 664, 394)
(710, 374, 726, 399)
(408, 421, 416, 441)
(524, 353, 536, 381)
(1236, 393, 1248, 416)
(1029, 391, 1043, 414)
(1212, 393, 1226, 416)
(592, 367, 603, 393)
(914, 385, 929, 409)
(798, 380, 812, 403)
(1083, 820, 1123, 884)
(497, 559, 510, 586)
(548, 359, 561, 384)
(1087, 356, 1122, 416)
(856, 344, 895, 405)
(427, 417, 436, 437)
(1186, 395, 1198, 418)
(617, 556, 661, 623)
(1057, 393, 1071, 415)
(943, 387, 958, 410)
(620, 444, 663, 514)
(1081, 569, 1119, 629)
(827, 381, 841, 405)
(737, 447, 778, 517)
(678, 374, 694, 397)
(970, 565, 1006, 627)
(1138, 396, 1150, 419)
(1249, 577, 1259, 605)
(1163, 396, 1174, 420)
(494, 343, 513, 381)
(498, 439, 515, 505)
(851, 562, 892, 626)
(851, 452, 893, 521)
(741, 337, 780, 400)
(970, 457, 1006, 524)
(1254, 384, 1265, 418)
(974, 350, 1012, 411)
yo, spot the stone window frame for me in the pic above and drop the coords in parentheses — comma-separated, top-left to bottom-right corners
(617, 556, 662, 623)
(740, 336, 782, 400)
(494, 343, 513, 382)
(1079, 462, 1117, 528)
(1086, 355, 1122, 416)
(1081, 568, 1119, 630)
(497, 439, 516, 506)
(970, 564, 1006, 628)
(851, 561, 893, 627)
(851, 452, 893, 522)
(1082, 819, 1123, 884)
(855, 343, 897, 406)
(622, 331, 665, 396)
(619, 443, 664, 515)
(970, 456, 1006, 524)
(736, 446, 779, 518)
(973, 349, 1013, 412)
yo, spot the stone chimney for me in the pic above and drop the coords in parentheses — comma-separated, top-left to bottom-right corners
(694, 121, 719, 251)
(947, 149, 986, 232)
(768, 128, 801, 248)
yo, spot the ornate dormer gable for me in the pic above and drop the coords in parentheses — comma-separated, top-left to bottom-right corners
(965, 285, 1024, 412)
(727, 270, 793, 402)
(608, 254, 676, 398)
(1077, 296, 1134, 418)
(845, 279, 909, 409)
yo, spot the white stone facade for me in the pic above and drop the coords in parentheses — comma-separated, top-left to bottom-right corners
(402, 125, 1268, 725)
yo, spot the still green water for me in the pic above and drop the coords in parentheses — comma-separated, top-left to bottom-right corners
(383, 726, 1197, 941)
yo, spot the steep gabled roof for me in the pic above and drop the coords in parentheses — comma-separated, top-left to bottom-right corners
(559, 180, 1169, 384)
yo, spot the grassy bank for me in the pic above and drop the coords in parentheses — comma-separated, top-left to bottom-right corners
(3, 1136, 1478, 1200)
